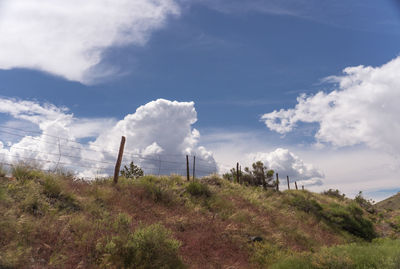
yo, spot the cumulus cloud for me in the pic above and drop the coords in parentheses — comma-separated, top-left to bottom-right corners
(262, 56, 400, 155)
(0, 0, 179, 83)
(247, 148, 324, 187)
(0, 97, 217, 178)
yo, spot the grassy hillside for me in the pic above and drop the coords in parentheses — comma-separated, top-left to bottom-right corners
(376, 192, 400, 211)
(375, 192, 400, 239)
(1, 164, 400, 268)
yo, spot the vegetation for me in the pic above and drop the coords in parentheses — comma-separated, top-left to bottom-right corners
(0, 164, 6, 177)
(223, 161, 276, 189)
(0, 164, 399, 268)
(267, 238, 400, 269)
(120, 161, 144, 179)
(186, 181, 211, 197)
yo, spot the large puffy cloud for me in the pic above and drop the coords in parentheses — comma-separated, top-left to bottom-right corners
(0, 97, 216, 178)
(87, 99, 216, 177)
(0, 0, 179, 83)
(247, 148, 324, 187)
(261, 56, 400, 155)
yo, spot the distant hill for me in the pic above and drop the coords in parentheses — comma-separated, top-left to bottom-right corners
(376, 192, 400, 211)
(1, 165, 400, 268)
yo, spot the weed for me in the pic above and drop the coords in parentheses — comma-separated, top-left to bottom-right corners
(186, 181, 211, 197)
(137, 177, 173, 204)
(98, 222, 184, 268)
(12, 163, 42, 181)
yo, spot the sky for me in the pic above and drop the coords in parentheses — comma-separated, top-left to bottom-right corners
(0, 0, 400, 200)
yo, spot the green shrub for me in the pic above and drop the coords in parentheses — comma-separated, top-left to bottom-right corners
(322, 203, 376, 241)
(286, 193, 323, 216)
(186, 181, 211, 197)
(120, 161, 144, 179)
(99, 222, 184, 268)
(43, 177, 80, 212)
(44, 177, 62, 198)
(354, 191, 376, 214)
(12, 164, 34, 181)
(138, 178, 172, 204)
(286, 193, 376, 241)
(322, 189, 345, 200)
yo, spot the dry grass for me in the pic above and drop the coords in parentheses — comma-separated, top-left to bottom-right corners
(0, 170, 394, 268)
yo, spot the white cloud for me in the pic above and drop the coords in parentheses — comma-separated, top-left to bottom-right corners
(261, 56, 400, 155)
(88, 99, 217, 177)
(0, 97, 217, 177)
(0, 0, 179, 83)
(247, 148, 324, 187)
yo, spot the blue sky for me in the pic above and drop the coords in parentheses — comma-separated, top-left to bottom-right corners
(0, 0, 400, 200)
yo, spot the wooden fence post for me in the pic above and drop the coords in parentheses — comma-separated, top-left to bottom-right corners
(240, 165, 242, 184)
(261, 166, 266, 189)
(113, 136, 126, 184)
(193, 156, 196, 180)
(287, 176, 290, 190)
(236, 162, 239, 184)
(186, 155, 190, 181)
(302, 185, 304, 190)
(295, 181, 298, 190)
(276, 173, 279, 191)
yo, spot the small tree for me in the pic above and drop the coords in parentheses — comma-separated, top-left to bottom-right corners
(224, 161, 276, 189)
(120, 161, 144, 179)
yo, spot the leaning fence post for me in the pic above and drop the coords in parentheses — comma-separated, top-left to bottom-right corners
(276, 173, 279, 191)
(287, 176, 290, 190)
(236, 162, 239, 183)
(186, 155, 190, 181)
(113, 136, 126, 184)
(295, 181, 298, 190)
(193, 156, 196, 180)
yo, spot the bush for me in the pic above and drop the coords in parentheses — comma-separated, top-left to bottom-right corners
(120, 161, 143, 179)
(286, 194, 323, 216)
(12, 163, 37, 181)
(186, 181, 211, 197)
(99, 221, 184, 268)
(286, 193, 376, 241)
(322, 203, 376, 241)
(355, 191, 376, 214)
(44, 177, 62, 198)
(43, 177, 80, 212)
(138, 178, 172, 204)
(322, 189, 345, 200)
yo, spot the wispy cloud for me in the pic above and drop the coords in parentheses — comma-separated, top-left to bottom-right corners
(190, 0, 400, 33)
(0, 0, 180, 84)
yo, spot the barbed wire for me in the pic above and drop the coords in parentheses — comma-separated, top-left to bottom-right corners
(0, 128, 222, 164)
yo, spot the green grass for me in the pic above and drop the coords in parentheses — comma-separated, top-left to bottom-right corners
(186, 181, 211, 197)
(268, 238, 400, 269)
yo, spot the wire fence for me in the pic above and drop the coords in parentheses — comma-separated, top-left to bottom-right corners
(0, 125, 310, 190)
(0, 125, 219, 179)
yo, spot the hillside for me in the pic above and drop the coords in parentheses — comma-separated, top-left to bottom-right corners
(375, 192, 400, 239)
(376, 192, 400, 211)
(1, 165, 400, 268)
